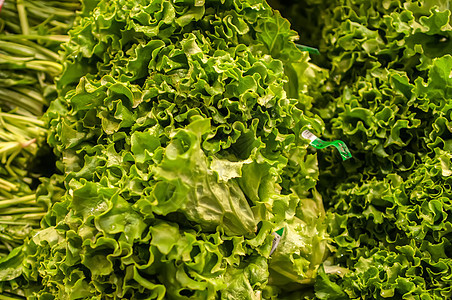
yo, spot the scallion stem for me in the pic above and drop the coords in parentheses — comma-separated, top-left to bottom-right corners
(16, 0, 30, 35)
(0, 178, 18, 192)
(0, 219, 40, 226)
(0, 88, 44, 115)
(0, 112, 44, 126)
(24, 60, 63, 74)
(0, 207, 44, 215)
(0, 34, 70, 43)
(0, 194, 35, 209)
(21, 212, 46, 219)
(0, 232, 15, 243)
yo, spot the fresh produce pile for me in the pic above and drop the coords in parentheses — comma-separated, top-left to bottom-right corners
(271, 0, 452, 298)
(1, 0, 329, 299)
(1, 0, 452, 299)
(0, 0, 79, 298)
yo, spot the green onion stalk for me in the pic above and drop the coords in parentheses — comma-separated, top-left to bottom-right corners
(0, 0, 79, 116)
(0, 0, 80, 260)
(0, 111, 47, 258)
(0, 1, 79, 297)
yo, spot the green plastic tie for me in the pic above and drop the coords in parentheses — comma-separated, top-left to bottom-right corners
(275, 228, 284, 236)
(302, 130, 352, 161)
(296, 44, 320, 55)
(270, 228, 284, 256)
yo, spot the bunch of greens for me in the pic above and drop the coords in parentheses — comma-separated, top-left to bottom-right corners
(0, 0, 339, 298)
(0, 0, 79, 253)
(7, 0, 451, 298)
(274, 0, 452, 298)
(0, 0, 80, 115)
(0, 0, 79, 298)
(0, 112, 49, 300)
(0, 112, 46, 255)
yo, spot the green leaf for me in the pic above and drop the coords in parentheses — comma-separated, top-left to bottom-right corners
(131, 125, 161, 164)
(149, 222, 180, 255)
(152, 118, 258, 235)
(314, 265, 348, 300)
(25, 0, 331, 298)
(69, 179, 111, 219)
(0, 246, 24, 281)
(255, 10, 302, 61)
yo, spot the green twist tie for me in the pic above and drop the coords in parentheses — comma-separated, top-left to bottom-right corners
(296, 44, 320, 55)
(270, 228, 284, 256)
(302, 130, 352, 161)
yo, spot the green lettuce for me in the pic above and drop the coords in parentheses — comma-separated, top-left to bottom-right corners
(0, 0, 332, 298)
(273, 0, 452, 298)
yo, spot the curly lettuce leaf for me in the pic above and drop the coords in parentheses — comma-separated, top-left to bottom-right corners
(1, 0, 329, 298)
